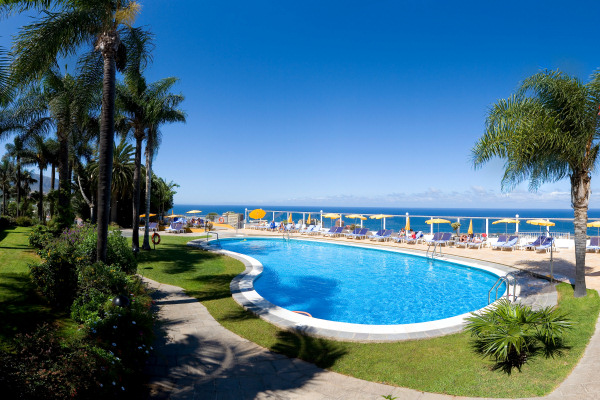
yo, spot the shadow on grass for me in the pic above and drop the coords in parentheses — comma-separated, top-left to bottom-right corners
(138, 242, 221, 275)
(185, 274, 240, 301)
(146, 285, 348, 399)
(0, 273, 63, 344)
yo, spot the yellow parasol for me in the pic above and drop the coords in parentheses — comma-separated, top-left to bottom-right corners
(405, 216, 410, 231)
(186, 210, 202, 214)
(588, 220, 600, 236)
(167, 214, 184, 218)
(492, 218, 520, 234)
(425, 218, 451, 224)
(307, 213, 311, 224)
(345, 214, 367, 220)
(467, 219, 473, 235)
(370, 214, 394, 229)
(323, 213, 341, 219)
(288, 213, 293, 223)
(249, 208, 266, 219)
(527, 219, 555, 235)
(139, 213, 156, 218)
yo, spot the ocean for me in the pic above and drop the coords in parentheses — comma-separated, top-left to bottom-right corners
(171, 204, 600, 236)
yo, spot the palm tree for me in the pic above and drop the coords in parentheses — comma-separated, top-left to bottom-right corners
(0, 157, 14, 215)
(6, 0, 142, 262)
(23, 134, 55, 222)
(89, 138, 134, 224)
(472, 69, 600, 298)
(142, 80, 186, 250)
(5, 136, 27, 217)
(116, 27, 155, 252)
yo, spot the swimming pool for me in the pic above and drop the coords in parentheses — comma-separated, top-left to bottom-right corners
(217, 237, 506, 325)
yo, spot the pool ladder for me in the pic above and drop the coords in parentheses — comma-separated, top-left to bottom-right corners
(426, 241, 442, 258)
(488, 272, 517, 304)
(208, 231, 222, 248)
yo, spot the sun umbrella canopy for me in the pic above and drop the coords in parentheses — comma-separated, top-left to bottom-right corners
(370, 214, 394, 219)
(345, 214, 367, 220)
(405, 216, 410, 231)
(249, 208, 266, 219)
(425, 218, 451, 224)
(167, 214, 184, 218)
(467, 219, 473, 235)
(587, 221, 600, 228)
(492, 218, 520, 224)
(323, 213, 341, 219)
(186, 210, 202, 214)
(526, 219, 555, 227)
(139, 213, 156, 218)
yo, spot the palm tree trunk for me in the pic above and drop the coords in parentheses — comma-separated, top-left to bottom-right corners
(95, 31, 119, 263)
(110, 195, 118, 224)
(50, 163, 55, 218)
(15, 156, 20, 218)
(142, 136, 153, 250)
(571, 171, 590, 298)
(57, 133, 70, 228)
(131, 135, 143, 252)
(38, 165, 44, 223)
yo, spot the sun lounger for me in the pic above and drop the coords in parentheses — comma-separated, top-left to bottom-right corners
(435, 232, 453, 246)
(536, 237, 555, 252)
(323, 227, 343, 237)
(454, 236, 472, 248)
(308, 225, 322, 235)
(523, 235, 546, 251)
(372, 229, 392, 241)
(404, 231, 424, 244)
(491, 235, 509, 250)
(467, 236, 486, 249)
(344, 228, 362, 238)
(299, 225, 315, 234)
(500, 236, 519, 251)
(425, 232, 443, 245)
(368, 230, 385, 240)
(352, 228, 369, 239)
(587, 236, 600, 252)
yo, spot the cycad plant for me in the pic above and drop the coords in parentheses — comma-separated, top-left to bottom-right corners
(465, 299, 571, 373)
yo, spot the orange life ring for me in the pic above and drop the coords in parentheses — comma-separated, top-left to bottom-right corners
(152, 232, 161, 245)
(293, 311, 313, 317)
(218, 217, 224, 223)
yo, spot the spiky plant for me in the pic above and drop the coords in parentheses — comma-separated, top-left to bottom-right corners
(465, 299, 571, 373)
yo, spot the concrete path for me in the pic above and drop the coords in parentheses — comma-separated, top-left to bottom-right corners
(144, 278, 600, 400)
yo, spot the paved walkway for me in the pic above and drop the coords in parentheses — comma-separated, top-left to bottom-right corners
(144, 276, 600, 400)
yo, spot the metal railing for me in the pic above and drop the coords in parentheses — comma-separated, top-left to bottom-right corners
(488, 272, 517, 304)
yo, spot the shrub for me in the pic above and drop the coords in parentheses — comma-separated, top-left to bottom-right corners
(28, 225, 55, 250)
(74, 228, 137, 274)
(15, 216, 34, 227)
(465, 299, 572, 372)
(0, 324, 116, 400)
(0, 215, 15, 230)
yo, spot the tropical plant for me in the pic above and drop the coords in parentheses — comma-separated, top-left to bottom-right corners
(141, 79, 186, 250)
(472, 69, 600, 297)
(465, 299, 571, 373)
(23, 134, 55, 222)
(0, 157, 14, 215)
(5, 0, 142, 263)
(4, 136, 28, 217)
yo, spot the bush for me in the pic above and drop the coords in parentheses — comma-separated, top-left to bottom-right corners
(15, 216, 34, 227)
(465, 299, 572, 372)
(74, 228, 137, 274)
(0, 215, 15, 230)
(28, 225, 55, 250)
(0, 324, 117, 400)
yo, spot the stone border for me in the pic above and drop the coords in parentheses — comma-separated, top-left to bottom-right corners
(191, 236, 525, 342)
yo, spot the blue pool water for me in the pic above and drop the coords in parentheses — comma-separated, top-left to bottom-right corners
(220, 238, 504, 325)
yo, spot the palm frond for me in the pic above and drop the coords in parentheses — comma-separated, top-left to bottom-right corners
(114, 1, 142, 28)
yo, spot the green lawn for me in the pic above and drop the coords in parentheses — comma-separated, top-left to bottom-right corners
(0, 226, 80, 349)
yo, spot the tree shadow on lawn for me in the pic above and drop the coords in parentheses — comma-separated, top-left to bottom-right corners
(0, 273, 63, 342)
(139, 243, 222, 275)
(146, 288, 348, 400)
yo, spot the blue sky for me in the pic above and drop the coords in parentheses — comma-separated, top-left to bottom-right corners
(2, 0, 600, 208)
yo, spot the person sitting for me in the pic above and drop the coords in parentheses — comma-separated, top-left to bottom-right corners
(460, 234, 468, 242)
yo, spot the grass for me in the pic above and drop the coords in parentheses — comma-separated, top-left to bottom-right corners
(0, 226, 79, 349)
(143, 236, 597, 396)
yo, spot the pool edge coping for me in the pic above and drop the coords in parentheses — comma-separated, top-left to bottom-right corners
(192, 236, 525, 342)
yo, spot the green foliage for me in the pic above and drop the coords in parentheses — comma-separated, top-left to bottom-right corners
(450, 222, 461, 231)
(0, 323, 125, 400)
(74, 228, 137, 274)
(0, 215, 15, 230)
(465, 299, 572, 373)
(28, 224, 55, 249)
(14, 216, 33, 226)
